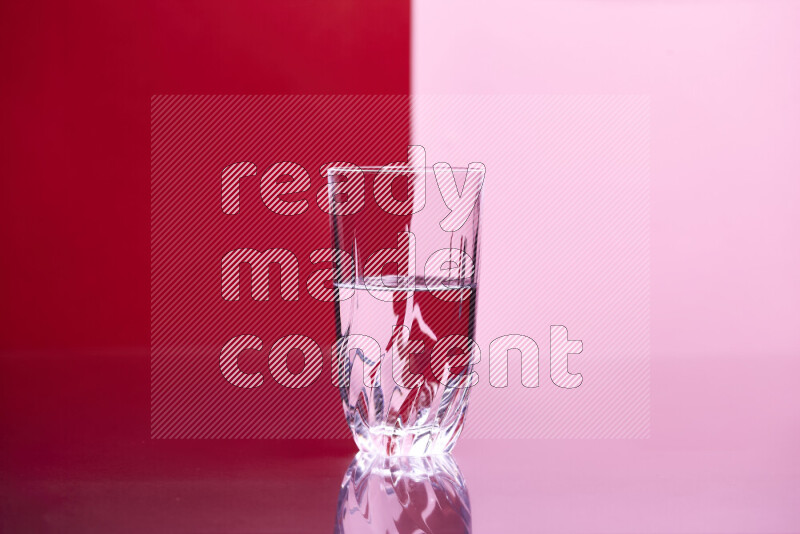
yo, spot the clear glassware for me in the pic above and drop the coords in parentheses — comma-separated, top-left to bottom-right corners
(326, 162, 484, 456)
(334, 453, 471, 533)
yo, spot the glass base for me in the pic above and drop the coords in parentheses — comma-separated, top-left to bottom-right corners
(350, 417, 467, 457)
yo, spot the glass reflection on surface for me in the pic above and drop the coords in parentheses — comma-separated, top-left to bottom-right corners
(334, 453, 471, 533)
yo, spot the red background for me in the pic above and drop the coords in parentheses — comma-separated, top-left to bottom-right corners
(1, 0, 409, 350)
(1, 1, 409, 530)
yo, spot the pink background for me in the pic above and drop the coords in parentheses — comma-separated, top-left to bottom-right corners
(413, 95, 651, 439)
(414, 0, 799, 531)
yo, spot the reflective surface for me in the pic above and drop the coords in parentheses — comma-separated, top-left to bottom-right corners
(335, 453, 470, 533)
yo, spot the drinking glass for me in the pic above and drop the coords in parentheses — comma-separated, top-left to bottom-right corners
(326, 161, 484, 456)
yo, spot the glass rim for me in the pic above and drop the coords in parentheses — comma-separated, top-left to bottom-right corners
(327, 165, 483, 174)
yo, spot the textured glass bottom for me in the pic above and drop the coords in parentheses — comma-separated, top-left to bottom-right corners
(334, 453, 471, 534)
(336, 277, 477, 456)
(350, 403, 470, 457)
